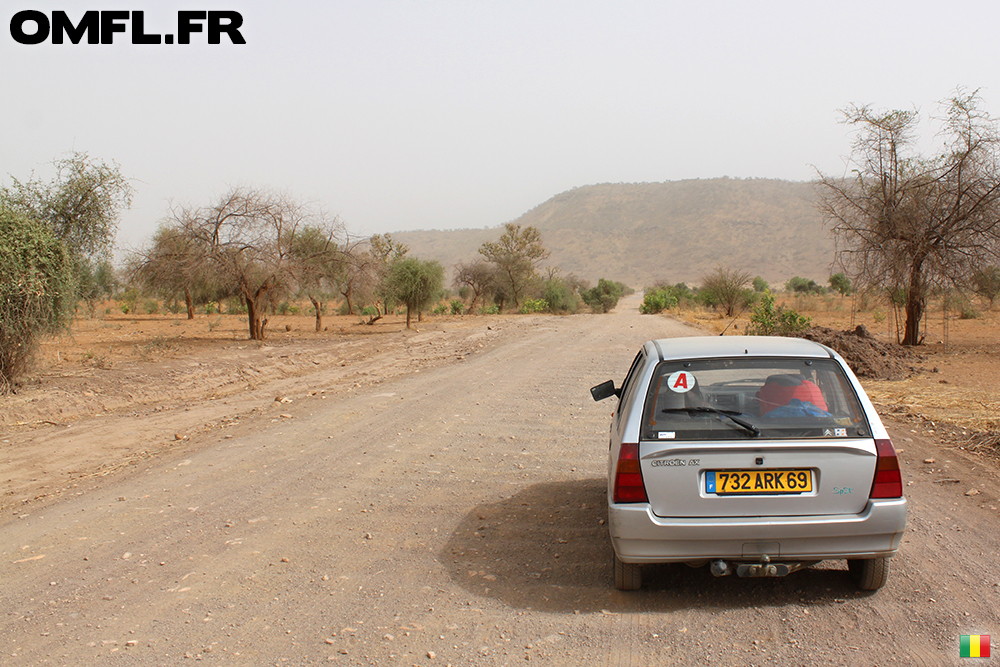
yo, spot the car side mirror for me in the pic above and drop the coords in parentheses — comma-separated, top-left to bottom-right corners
(590, 380, 618, 402)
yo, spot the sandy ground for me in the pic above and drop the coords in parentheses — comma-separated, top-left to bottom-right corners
(1, 311, 520, 510)
(1, 295, 1000, 666)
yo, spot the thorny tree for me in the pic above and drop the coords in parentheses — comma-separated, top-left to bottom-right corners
(385, 257, 444, 329)
(368, 233, 409, 318)
(453, 259, 498, 314)
(1, 152, 133, 306)
(289, 224, 348, 332)
(132, 225, 220, 319)
(478, 223, 549, 311)
(699, 266, 754, 318)
(819, 90, 1000, 345)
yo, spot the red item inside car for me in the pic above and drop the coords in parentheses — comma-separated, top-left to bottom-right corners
(758, 375, 828, 415)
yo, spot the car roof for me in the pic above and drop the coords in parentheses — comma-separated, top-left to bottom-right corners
(649, 336, 836, 362)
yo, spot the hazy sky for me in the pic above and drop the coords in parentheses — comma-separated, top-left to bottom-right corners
(3, 1, 998, 254)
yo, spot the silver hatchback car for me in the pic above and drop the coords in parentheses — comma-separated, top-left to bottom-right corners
(591, 336, 906, 591)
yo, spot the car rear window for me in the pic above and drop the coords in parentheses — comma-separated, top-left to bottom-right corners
(642, 357, 871, 441)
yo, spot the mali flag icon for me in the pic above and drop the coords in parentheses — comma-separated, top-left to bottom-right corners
(960, 635, 991, 658)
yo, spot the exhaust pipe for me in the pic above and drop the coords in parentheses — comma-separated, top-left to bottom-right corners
(710, 560, 730, 577)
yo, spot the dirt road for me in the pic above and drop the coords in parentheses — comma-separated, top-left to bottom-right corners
(2, 295, 999, 666)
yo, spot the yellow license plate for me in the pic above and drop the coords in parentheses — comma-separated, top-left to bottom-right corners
(707, 469, 812, 495)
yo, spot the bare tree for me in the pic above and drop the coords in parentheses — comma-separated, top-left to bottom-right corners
(164, 187, 333, 340)
(818, 89, 1000, 345)
(453, 259, 497, 314)
(337, 247, 377, 318)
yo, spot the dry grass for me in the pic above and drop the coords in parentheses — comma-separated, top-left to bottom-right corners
(863, 379, 1000, 433)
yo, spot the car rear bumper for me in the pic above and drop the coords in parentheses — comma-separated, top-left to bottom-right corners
(609, 498, 907, 563)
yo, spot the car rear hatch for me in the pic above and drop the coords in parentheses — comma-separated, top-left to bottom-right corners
(640, 438, 877, 518)
(638, 356, 879, 518)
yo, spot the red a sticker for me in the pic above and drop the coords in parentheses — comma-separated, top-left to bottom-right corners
(667, 371, 695, 393)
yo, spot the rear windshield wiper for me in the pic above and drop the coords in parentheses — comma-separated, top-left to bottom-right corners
(660, 407, 761, 437)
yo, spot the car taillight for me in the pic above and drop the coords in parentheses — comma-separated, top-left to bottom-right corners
(870, 438, 903, 499)
(613, 443, 648, 503)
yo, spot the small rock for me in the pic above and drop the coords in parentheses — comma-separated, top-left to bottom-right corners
(428, 650, 436, 659)
(924, 458, 935, 464)
(965, 489, 981, 496)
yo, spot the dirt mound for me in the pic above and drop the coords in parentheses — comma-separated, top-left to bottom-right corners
(800, 325, 921, 380)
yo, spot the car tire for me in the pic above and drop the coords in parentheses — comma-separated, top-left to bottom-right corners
(848, 556, 889, 591)
(614, 553, 642, 591)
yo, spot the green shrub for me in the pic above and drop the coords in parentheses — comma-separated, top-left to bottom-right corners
(828, 272, 852, 296)
(746, 291, 811, 336)
(432, 303, 448, 315)
(543, 277, 580, 314)
(479, 304, 500, 315)
(205, 301, 219, 315)
(118, 287, 140, 315)
(640, 288, 678, 314)
(519, 298, 548, 314)
(580, 278, 623, 314)
(143, 299, 159, 315)
(959, 306, 980, 320)
(0, 206, 73, 392)
(785, 276, 826, 295)
(277, 301, 301, 316)
(450, 299, 465, 315)
(226, 297, 248, 314)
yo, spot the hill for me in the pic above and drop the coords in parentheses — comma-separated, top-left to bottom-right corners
(391, 178, 834, 289)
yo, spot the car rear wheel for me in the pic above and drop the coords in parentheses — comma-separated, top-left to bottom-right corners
(614, 553, 642, 591)
(848, 556, 889, 591)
